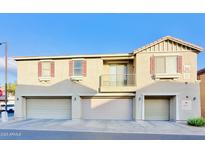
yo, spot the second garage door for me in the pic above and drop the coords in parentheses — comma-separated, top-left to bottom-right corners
(26, 98, 71, 119)
(82, 98, 133, 120)
(145, 97, 170, 121)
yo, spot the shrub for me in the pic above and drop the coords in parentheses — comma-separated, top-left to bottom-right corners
(187, 118, 205, 127)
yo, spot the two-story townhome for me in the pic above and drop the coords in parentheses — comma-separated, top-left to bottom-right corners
(198, 68, 205, 117)
(14, 36, 203, 121)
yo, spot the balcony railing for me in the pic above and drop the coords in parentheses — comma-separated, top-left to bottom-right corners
(101, 74, 136, 87)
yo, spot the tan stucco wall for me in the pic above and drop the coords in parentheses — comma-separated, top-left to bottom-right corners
(199, 73, 205, 117)
(15, 58, 103, 118)
(133, 81, 201, 121)
(16, 49, 197, 96)
(17, 58, 103, 93)
(17, 58, 135, 93)
(132, 49, 200, 121)
(135, 51, 198, 89)
(15, 42, 201, 120)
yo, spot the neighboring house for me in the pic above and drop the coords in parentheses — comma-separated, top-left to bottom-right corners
(14, 36, 203, 121)
(198, 68, 205, 117)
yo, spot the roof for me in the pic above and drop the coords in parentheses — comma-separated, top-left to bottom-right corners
(14, 53, 133, 61)
(14, 36, 203, 61)
(133, 36, 203, 54)
(198, 68, 205, 75)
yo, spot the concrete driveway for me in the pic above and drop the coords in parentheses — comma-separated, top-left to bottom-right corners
(1, 119, 205, 136)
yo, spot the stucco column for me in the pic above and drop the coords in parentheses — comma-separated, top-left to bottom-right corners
(71, 95, 82, 120)
(22, 97, 27, 118)
(133, 96, 137, 121)
(14, 96, 26, 119)
(134, 93, 144, 121)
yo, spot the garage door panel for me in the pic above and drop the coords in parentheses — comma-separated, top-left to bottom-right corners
(145, 98, 170, 121)
(27, 99, 71, 119)
(82, 98, 133, 120)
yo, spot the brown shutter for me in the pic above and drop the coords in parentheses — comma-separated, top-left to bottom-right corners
(51, 61, 55, 77)
(150, 56, 155, 75)
(177, 56, 182, 73)
(38, 61, 42, 77)
(69, 60, 73, 76)
(82, 60, 87, 77)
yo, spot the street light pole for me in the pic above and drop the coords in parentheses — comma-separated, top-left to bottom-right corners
(0, 42, 8, 113)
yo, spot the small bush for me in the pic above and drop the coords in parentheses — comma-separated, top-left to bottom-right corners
(187, 118, 205, 127)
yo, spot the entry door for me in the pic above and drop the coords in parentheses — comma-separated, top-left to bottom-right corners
(109, 64, 127, 86)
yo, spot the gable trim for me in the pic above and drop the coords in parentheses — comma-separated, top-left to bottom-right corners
(133, 36, 203, 54)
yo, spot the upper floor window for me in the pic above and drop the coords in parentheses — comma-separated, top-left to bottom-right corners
(155, 56, 177, 74)
(73, 60, 83, 76)
(38, 61, 55, 80)
(150, 55, 182, 79)
(69, 60, 87, 78)
(42, 61, 51, 77)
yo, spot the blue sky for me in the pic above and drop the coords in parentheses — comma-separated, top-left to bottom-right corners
(0, 13, 205, 85)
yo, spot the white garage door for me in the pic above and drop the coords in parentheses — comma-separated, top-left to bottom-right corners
(27, 98, 71, 119)
(82, 98, 133, 120)
(145, 97, 170, 121)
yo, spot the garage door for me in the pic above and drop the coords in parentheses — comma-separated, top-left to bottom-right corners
(145, 97, 170, 120)
(26, 98, 71, 119)
(82, 98, 133, 120)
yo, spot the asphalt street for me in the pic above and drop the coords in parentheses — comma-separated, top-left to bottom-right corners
(1, 129, 205, 140)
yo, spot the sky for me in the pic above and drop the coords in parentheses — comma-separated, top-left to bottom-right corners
(0, 13, 205, 85)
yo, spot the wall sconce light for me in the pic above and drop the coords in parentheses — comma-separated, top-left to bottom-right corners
(138, 96, 141, 101)
(74, 97, 77, 101)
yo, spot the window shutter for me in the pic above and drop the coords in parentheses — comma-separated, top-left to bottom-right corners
(69, 60, 73, 76)
(82, 60, 87, 77)
(177, 56, 182, 73)
(38, 62, 42, 77)
(150, 56, 155, 75)
(51, 61, 55, 77)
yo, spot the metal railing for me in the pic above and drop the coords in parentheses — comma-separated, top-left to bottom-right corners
(101, 74, 136, 87)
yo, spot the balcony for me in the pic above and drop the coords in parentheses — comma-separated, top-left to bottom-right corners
(100, 74, 136, 92)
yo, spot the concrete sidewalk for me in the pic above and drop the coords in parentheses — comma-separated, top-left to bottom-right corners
(0, 119, 205, 136)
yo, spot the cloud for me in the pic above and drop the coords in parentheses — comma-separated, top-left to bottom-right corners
(0, 57, 17, 73)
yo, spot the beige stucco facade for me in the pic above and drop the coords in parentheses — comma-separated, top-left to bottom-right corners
(132, 39, 201, 121)
(198, 70, 205, 117)
(14, 36, 203, 121)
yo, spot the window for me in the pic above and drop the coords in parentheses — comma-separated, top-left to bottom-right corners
(109, 64, 128, 86)
(155, 56, 177, 74)
(73, 60, 83, 76)
(42, 62, 51, 77)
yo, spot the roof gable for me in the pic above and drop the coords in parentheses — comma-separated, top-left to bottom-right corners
(133, 36, 203, 54)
